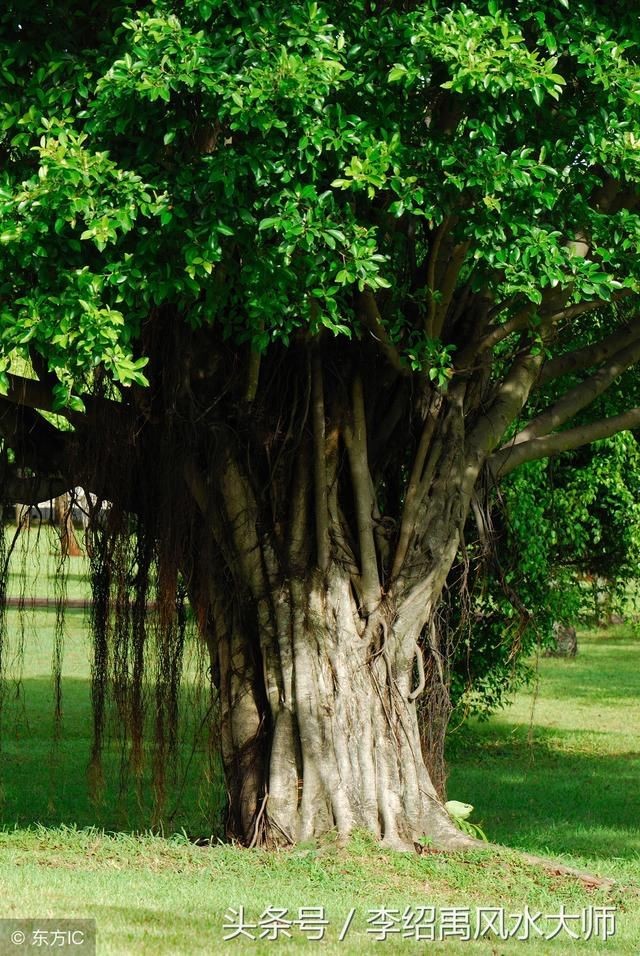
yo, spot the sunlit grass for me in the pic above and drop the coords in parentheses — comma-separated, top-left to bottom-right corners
(0, 827, 635, 954)
(5, 523, 91, 603)
(446, 629, 640, 868)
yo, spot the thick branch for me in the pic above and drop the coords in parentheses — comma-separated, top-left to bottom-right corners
(4, 374, 59, 413)
(184, 452, 270, 602)
(218, 454, 271, 601)
(326, 427, 360, 582)
(280, 425, 309, 569)
(311, 349, 330, 572)
(545, 292, 632, 329)
(510, 336, 640, 445)
(475, 305, 534, 355)
(0, 397, 71, 476)
(466, 350, 545, 465)
(473, 288, 616, 361)
(434, 240, 470, 338)
(490, 407, 640, 476)
(344, 374, 381, 613)
(357, 291, 406, 375)
(0, 391, 78, 502)
(370, 380, 409, 473)
(0, 471, 71, 505)
(245, 348, 261, 403)
(425, 216, 453, 336)
(390, 397, 442, 581)
(473, 231, 620, 363)
(538, 319, 640, 386)
(183, 457, 208, 515)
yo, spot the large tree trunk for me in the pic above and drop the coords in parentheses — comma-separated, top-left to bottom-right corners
(76, 324, 542, 850)
(182, 389, 473, 848)
(211, 566, 465, 849)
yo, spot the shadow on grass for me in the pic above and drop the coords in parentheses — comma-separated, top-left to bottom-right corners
(447, 721, 640, 860)
(0, 676, 225, 838)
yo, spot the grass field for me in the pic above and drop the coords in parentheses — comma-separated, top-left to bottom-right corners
(0, 529, 638, 953)
(447, 626, 640, 864)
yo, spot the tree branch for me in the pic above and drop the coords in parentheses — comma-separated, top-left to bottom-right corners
(3, 372, 124, 425)
(509, 335, 640, 446)
(434, 240, 470, 338)
(474, 290, 603, 360)
(245, 348, 261, 403)
(466, 349, 545, 465)
(425, 216, 453, 336)
(475, 305, 534, 355)
(390, 397, 442, 581)
(370, 379, 409, 474)
(473, 284, 621, 364)
(183, 456, 208, 514)
(287, 434, 311, 569)
(490, 407, 640, 477)
(4, 374, 59, 413)
(0, 396, 71, 476)
(344, 373, 381, 614)
(311, 349, 330, 572)
(545, 292, 632, 329)
(538, 319, 640, 386)
(325, 426, 361, 582)
(0, 470, 71, 505)
(357, 291, 406, 375)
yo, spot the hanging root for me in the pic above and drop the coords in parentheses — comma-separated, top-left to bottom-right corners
(408, 642, 426, 701)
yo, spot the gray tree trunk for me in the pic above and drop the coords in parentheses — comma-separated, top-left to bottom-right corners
(211, 567, 467, 849)
(548, 622, 578, 658)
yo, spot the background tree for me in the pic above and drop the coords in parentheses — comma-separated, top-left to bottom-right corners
(448, 431, 640, 714)
(546, 435, 640, 623)
(2, 0, 640, 849)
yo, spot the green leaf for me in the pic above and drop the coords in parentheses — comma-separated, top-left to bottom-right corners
(258, 217, 280, 231)
(445, 801, 474, 821)
(388, 64, 408, 82)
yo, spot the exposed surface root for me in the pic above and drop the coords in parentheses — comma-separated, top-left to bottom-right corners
(516, 850, 616, 890)
(433, 838, 618, 890)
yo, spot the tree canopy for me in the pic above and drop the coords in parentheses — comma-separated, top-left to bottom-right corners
(1, 1, 640, 408)
(2, 0, 640, 848)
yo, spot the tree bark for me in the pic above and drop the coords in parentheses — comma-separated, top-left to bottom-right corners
(174, 340, 499, 850)
(212, 563, 466, 849)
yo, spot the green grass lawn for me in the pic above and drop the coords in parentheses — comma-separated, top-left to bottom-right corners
(4, 522, 92, 603)
(446, 627, 640, 866)
(0, 531, 638, 952)
(0, 602, 223, 836)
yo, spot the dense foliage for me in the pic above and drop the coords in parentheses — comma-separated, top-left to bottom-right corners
(448, 431, 640, 720)
(2, 1, 640, 398)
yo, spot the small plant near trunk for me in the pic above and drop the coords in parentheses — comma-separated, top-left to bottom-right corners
(445, 801, 488, 842)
